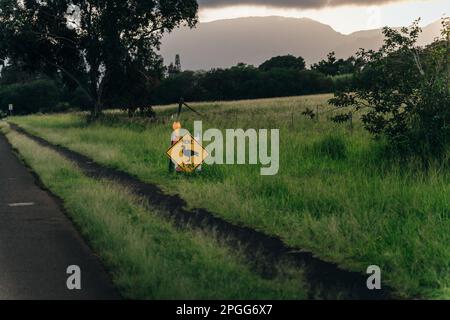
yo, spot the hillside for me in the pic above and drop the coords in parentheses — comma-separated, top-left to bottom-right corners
(160, 16, 443, 70)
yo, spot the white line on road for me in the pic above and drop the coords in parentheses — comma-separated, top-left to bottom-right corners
(8, 202, 35, 207)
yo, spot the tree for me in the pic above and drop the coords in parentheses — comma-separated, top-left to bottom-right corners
(312, 52, 359, 76)
(0, 79, 61, 115)
(0, 0, 198, 117)
(168, 54, 182, 76)
(0, 63, 41, 85)
(311, 52, 337, 75)
(152, 62, 333, 104)
(259, 55, 306, 71)
(175, 54, 182, 72)
(330, 19, 450, 158)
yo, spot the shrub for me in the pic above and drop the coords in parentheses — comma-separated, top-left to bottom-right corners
(330, 19, 450, 159)
(0, 79, 60, 115)
(330, 74, 356, 91)
(259, 55, 306, 71)
(68, 86, 92, 111)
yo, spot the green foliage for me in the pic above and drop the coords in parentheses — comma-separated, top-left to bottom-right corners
(6, 129, 307, 299)
(167, 54, 182, 76)
(312, 135, 348, 160)
(153, 65, 333, 104)
(301, 108, 316, 120)
(330, 112, 352, 124)
(66, 86, 93, 111)
(330, 19, 450, 159)
(0, 79, 61, 115)
(0, 64, 41, 85)
(312, 52, 360, 76)
(11, 95, 450, 298)
(259, 55, 306, 71)
(153, 53, 357, 105)
(330, 73, 356, 91)
(0, 0, 198, 116)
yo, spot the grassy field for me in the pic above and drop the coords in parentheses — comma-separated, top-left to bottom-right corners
(0, 122, 308, 299)
(7, 94, 450, 299)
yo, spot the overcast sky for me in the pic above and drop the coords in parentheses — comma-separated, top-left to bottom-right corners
(198, 0, 449, 34)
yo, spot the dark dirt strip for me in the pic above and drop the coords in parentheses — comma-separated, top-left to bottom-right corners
(8, 123, 394, 300)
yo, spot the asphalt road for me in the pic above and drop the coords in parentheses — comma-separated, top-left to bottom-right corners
(0, 133, 119, 300)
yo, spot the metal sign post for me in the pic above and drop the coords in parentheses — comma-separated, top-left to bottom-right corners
(8, 104, 13, 117)
(168, 98, 206, 173)
(177, 97, 203, 119)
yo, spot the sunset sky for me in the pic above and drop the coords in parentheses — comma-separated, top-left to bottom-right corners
(198, 0, 449, 34)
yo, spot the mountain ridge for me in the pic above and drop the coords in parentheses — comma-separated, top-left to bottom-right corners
(160, 16, 443, 70)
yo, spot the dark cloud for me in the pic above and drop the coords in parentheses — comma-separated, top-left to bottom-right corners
(198, 0, 408, 9)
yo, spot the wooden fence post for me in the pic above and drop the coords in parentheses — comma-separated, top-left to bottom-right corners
(349, 113, 353, 133)
(316, 106, 319, 122)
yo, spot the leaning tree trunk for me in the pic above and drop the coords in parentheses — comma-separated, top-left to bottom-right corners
(89, 80, 103, 120)
(91, 70, 110, 119)
(92, 101, 102, 119)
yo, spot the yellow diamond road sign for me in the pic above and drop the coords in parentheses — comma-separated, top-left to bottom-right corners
(167, 134, 209, 173)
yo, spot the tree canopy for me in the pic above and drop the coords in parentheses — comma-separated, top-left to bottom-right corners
(311, 51, 360, 76)
(259, 55, 306, 71)
(330, 19, 450, 158)
(0, 0, 198, 116)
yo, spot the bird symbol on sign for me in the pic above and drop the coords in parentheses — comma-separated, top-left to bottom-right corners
(180, 145, 199, 158)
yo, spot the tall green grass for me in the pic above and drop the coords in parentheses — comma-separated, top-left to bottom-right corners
(9, 94, 450, 298)
(1, 124, 307, 299)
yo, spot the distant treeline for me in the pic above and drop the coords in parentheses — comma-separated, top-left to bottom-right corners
(0, 81, 91, 117)
(0, 66, 92, 116)
(152, 53, 358, 104)
(0, 52, 357, 115)
(154, 66, 332, 104)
